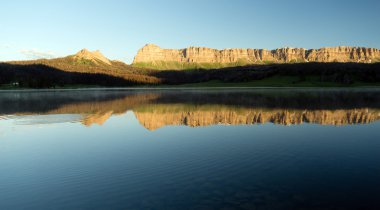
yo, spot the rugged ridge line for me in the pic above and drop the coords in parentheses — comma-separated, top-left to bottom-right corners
(133, 44, 380, 70)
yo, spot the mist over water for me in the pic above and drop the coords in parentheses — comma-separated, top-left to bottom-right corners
(1, 89, 380, 209)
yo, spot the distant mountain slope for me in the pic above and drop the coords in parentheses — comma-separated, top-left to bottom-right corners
(7, 49, 160, 84)
(133, 44, 380, 70)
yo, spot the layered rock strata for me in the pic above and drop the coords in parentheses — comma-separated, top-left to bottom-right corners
(133, 44, 380, 69)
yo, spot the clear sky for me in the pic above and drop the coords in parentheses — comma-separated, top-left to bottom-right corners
(1, 0, 379, 63)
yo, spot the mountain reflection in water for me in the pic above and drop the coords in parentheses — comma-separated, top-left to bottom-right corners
(1, 89, 380, 129)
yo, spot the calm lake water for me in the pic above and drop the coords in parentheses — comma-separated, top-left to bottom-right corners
(0, 89, 380, 210)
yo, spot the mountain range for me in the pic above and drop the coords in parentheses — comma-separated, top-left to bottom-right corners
(1, 44, 380, 88)
(4, 44, 380, 70)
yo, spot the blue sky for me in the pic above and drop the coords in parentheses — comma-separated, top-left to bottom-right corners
(1, 0, 379, 63)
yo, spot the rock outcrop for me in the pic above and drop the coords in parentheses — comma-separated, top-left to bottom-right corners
(74, 49, 112, 65)
(133, 44, 380, 70)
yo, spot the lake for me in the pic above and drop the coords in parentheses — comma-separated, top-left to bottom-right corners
(0, 89, 380, 210)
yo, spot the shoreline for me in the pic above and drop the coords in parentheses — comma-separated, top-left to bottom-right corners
(1, 86, 380, 92)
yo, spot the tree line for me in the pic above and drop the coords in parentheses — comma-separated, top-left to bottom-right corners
(1, 62, 379, 88)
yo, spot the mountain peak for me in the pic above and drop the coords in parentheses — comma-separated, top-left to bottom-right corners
(77, 48, 90, 53)
(74, 49, 111, 65)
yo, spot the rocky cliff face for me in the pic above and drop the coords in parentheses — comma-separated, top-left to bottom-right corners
(133, 44, 380, 69)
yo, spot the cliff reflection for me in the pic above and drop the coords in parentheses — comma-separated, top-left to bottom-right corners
(1, 89, 379, 129)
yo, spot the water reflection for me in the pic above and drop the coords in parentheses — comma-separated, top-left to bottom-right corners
(1, 89, 380, 129)
(1, 89, 380, 210)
